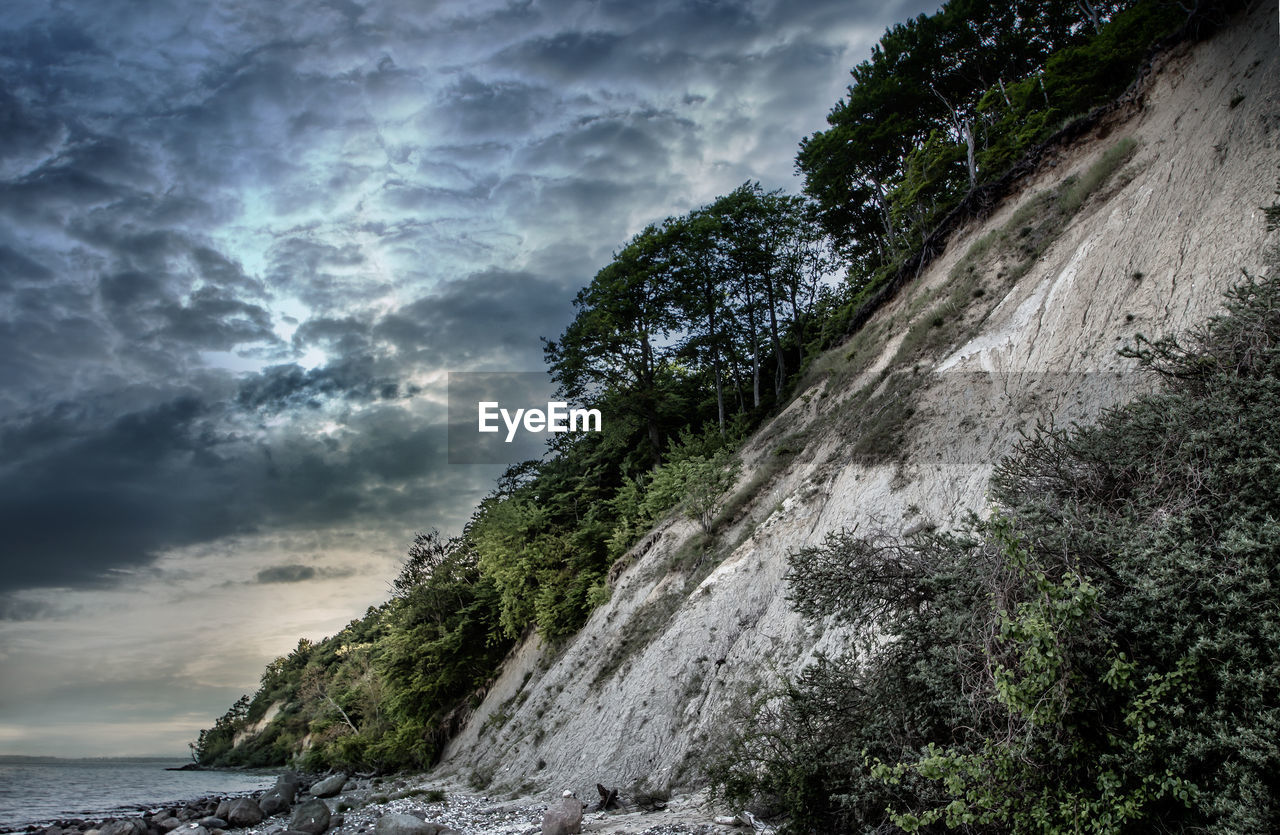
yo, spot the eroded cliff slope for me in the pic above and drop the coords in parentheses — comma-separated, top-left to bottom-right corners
(437, 0, 1279, 797)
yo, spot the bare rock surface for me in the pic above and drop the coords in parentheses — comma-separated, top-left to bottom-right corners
(309, 775, 348, 800)
(225, 800, 263, 829)
(287, 800, 331, 835)
(540, 795, 583, 835)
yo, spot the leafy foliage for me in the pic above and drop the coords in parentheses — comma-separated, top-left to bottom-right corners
(798, 0, 1234, 348)
(711, 258, 1280, 832)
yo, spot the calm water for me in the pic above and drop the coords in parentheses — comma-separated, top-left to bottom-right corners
(0, 758, 274, 832)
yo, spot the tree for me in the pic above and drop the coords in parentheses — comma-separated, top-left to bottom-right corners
(545, 224, 682, 462)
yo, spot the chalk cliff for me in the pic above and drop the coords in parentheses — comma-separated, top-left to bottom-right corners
(435, 0, 1280, 797)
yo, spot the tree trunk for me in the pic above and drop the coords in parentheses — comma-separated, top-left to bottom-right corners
(963, 118, 977, 191)
(1077, 0, 1101, 33)
(640, 335, 662, 462)
(731, 352, 745, 412)
(743, 275, 761, 409)
(765, 274, 785, 399)
(705, 285, 725, 435)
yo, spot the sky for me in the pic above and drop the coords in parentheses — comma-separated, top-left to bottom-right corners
(0, 0, 935, 757)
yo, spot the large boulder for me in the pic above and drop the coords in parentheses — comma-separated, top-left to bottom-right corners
(308, 773, 347, 798)
(372, 814, 458, 835)
(373, 813, 429, 835)
(258, 785, 293, 816)
(276, 777, 300, 802)
(541, 795, 583, 835)
(99, 821, 146, 835)
(308, 773, 348, 799)
(213, 801, 232, 821)
(288, 800, 331, 835)
(225, 799, 264, 828)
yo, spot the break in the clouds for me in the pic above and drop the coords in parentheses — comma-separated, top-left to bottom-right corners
(0, 0, 934, 755)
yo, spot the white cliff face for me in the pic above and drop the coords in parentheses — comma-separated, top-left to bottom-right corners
(436, 0, 1280, 799)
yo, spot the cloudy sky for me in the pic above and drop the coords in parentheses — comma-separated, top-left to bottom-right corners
(0, 0, 933, 757)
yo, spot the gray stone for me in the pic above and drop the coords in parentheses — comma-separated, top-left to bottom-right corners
(288, 800, 331, 835)
(196, 820, 226, 830)
(156, 819, 182, 832)
(373, 813, 425, 835)
(213, 801, 232, 822)
(225, 798, 265, 828)
(272, 778, 299, 804)
(309, 774, 347, 799)
(258, 786, 293, 816)
(99, 821, 146, 835)
(371, 814, 459, 835)
(541, 796, 583, 835)
(335, 791, 367, 808)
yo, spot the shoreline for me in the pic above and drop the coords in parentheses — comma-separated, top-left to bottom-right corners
(0, 762, 274, 835)
(3, 770, 762, 835)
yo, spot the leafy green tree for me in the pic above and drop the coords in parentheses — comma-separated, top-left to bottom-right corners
(545, 225, 683, 463)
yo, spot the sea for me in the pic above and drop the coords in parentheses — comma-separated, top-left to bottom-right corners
(0, 758, 274, 832)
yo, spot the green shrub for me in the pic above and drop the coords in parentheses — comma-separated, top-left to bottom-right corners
(713, 252, 1280, 832)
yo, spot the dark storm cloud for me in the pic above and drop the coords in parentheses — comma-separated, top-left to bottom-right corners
(0, 245, 54, 283)
(236, 354, 405, 414)
(157, 286, 278, 349)
(292, 314, 373, 355)
(0, 87, 64, 166)
(264, 236, 391, 312)
(190, 246, 268, 298)
(251, 563, 359, 584)
(375, 268, 577, 369)
(496, 31, 627, 82)
(515, 111, 680, 178)
(0, 163, 126, 218)
(434, 74, 552, 139)
(0, 378, 480, 596)
(0, 597, 76, 622)
(0, 0, 936, 603)
(0, 0, 955, 755)
(376, 179, 490, 215)
(255, 564, 316, 584)
(0, 395, 232, 591)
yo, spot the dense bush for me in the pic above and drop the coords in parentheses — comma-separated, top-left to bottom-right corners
(711, 254, 1280, 832)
